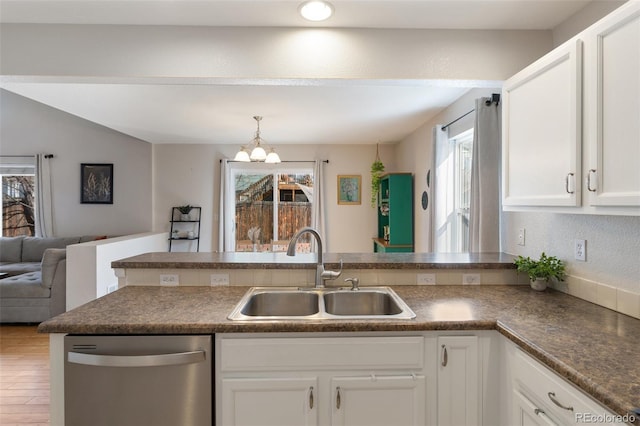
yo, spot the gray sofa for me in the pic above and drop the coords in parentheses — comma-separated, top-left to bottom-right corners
(0, 236, 91, 323)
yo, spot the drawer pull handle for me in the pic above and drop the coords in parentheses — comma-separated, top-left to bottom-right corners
(309, 386, 314, 410)
(441, 344, 448, 367)
(336, 387, 341, 410)
(587, 169, 597, 192)
(565, 173, 575, 194)
(548, 392, 574, 411)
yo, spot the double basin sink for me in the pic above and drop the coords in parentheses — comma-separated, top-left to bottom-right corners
(228, 286, 416, 321)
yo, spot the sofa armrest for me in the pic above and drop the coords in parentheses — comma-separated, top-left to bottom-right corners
(42, 248, 67, 317)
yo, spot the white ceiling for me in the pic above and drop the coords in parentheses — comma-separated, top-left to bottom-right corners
(0, 0, 595, 146)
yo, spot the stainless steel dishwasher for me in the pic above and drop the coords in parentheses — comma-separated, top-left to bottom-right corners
(64, 335, 211, 426)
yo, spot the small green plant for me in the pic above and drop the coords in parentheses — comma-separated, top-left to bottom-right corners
(370, 144, 385, 207)
(177, 205, 193, 214)
(514, 252, 565, 282)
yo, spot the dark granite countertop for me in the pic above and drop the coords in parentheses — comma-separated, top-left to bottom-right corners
(111, 251, 518, 270)
(38, 285, 640, 422)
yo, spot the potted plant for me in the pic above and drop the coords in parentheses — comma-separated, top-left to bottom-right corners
(514, 252, 565, 291)
(177, 205, 193, 221)
(370, 144, 385, 207)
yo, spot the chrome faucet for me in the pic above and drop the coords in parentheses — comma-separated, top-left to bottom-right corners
(287, 227, 342, 288)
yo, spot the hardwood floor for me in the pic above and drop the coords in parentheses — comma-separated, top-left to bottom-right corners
(0, 325, 50, 425)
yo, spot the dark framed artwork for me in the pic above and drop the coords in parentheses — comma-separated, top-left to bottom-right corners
(81, 163, 113, 204)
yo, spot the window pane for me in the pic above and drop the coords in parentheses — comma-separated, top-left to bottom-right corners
(2, 175, 36, 236)
(232, 169, 313, 252)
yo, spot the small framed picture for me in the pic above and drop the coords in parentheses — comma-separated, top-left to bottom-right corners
(337, 175, 361, 205)
(81, 163, 113, 204)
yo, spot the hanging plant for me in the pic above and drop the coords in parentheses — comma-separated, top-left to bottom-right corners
(370, 144, 385, 207)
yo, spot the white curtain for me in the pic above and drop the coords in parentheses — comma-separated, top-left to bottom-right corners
(432, 125, 454, 253)
(218, 159, 232, 252)
(311, 159, 326, 252)
(35, 154, 54, 237)
(469, 97, 501, 252)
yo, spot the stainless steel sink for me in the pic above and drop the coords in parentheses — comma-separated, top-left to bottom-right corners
(228, 287, 415, 321)
(323, 290, 403, 316)
(239, 290, 319, 317)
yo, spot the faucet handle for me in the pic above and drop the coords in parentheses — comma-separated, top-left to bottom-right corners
(345, 277, 360, 291)
(321, 259, 343, 281)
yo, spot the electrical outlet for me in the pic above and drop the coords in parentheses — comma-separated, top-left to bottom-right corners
(462, 273, 481, 285)
(106, 283, 118, 294)
(160, 274, 179, 286)
(417, 273, 436, 285)
(575, 239, 586, 261)
(518, 228, 526, 246)
(210, 273, 230, 286)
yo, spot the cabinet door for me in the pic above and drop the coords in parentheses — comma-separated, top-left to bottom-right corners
(502, 40, 582, 207)
(512, 390, 559, 426)
(330, 375, 426, 426)
(585, 2, 640, 207)
(437, 336, 480, 426)
(221, 377, 318, 426)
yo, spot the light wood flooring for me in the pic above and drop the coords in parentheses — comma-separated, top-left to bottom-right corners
(0, 325, 50, 425)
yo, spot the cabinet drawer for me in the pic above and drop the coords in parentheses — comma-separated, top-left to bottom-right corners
(512, 349, 623, 425)
(221, 336, 424, 372)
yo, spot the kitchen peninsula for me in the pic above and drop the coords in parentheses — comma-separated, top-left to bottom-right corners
(39, 252, 640, 425)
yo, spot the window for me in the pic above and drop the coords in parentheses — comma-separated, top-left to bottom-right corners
(225, 162, 314, 252)
(1, 157, 36, 237)
(452, 129, 473, 252)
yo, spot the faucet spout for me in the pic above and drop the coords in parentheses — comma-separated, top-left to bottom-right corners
(287, 227, 340, 288)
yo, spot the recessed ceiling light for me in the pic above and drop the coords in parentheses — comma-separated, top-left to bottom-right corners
(299, 1, 334, 22)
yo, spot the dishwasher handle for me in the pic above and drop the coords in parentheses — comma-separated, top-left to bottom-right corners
(68, 350, 206, 368)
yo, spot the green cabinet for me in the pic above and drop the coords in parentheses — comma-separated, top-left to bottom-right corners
(374, 173, 414, 253)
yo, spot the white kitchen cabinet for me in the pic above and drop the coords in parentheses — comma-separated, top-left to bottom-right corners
(512, 389, 559, 426)
(502, 39, 582, 208)
(584, 2, 640, 208)
(221, 377, 318, 426)
(437, 336, 480, 426)
(216, 334, 428, 426)
(503, 338, 626, 426)
(502, 1, 640, 215)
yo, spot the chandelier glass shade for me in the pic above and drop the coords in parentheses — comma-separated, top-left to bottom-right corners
(235, 116, 281, 163)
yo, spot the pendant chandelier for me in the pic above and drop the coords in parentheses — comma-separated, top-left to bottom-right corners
(234, 116, 281, 163)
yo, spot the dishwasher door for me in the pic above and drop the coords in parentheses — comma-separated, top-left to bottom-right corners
(64, 335, 211, 426)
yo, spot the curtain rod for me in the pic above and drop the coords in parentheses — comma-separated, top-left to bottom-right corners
(220, 159, 329, 164)
(441, 93, 501, 131)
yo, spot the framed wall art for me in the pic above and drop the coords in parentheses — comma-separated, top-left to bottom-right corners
(337, 175, 361, 205)
(81, 163, 113, 204)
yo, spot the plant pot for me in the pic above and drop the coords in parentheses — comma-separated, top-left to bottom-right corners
(180, 213, 190, 221)
(530, 278, 548, 291)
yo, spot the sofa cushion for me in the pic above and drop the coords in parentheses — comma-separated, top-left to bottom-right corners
(0, 237, 24, 262)
(21, 237, 81, 262)
(40, 249, 66, 289)
(0, 272, 50, 298)
(0, 262, 41, 274)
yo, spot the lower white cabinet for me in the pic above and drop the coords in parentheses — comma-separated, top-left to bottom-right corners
(437, 336, 480, 426)
(216, 334, 428, 426)
(504, 339, 626, 426)
(221, 377, 318, 426)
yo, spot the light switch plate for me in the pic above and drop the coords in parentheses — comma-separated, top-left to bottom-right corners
(462, 273, 481, 285)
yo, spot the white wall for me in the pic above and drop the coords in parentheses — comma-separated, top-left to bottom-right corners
(0, 90, 153, 237)
(153, 143, 396, 253)
(552, 0, 626, 46)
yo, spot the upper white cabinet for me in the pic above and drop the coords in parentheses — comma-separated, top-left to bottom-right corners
(502, 39, 582, 208)
(502, 1, 640, 215)
(584, 3, 640, 207)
